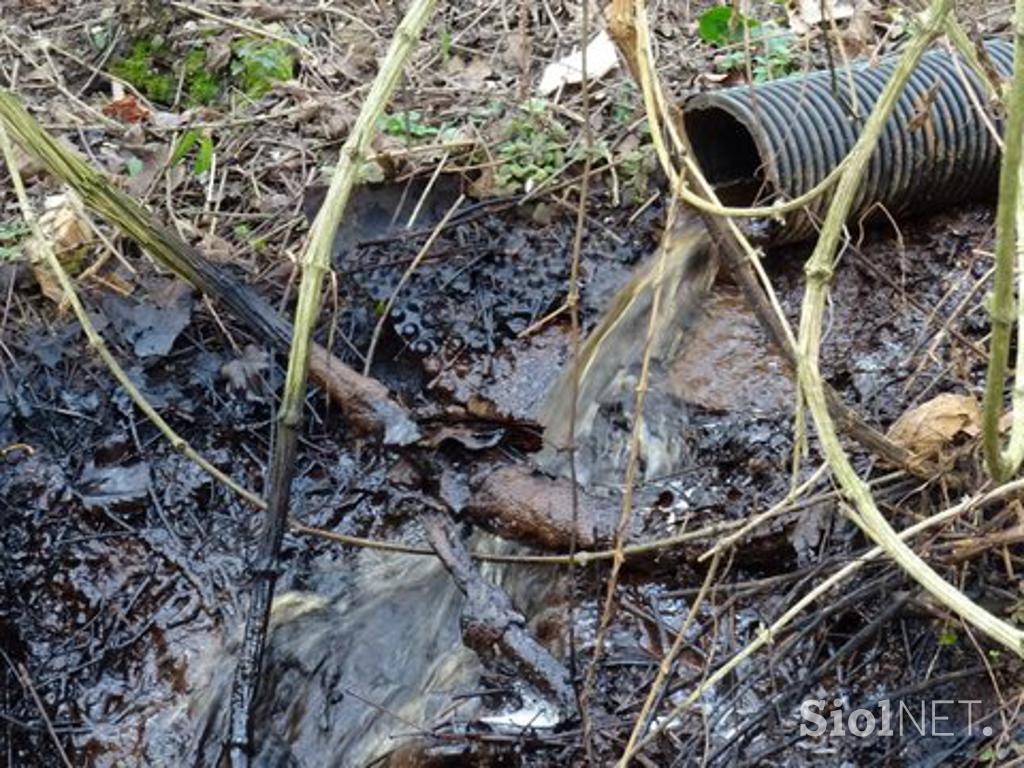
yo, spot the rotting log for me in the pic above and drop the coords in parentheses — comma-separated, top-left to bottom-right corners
(465, 465, 626, 550)
(0, 90, 419, 445)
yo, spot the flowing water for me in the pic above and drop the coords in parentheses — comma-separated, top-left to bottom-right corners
(181, 216, 721, 767)
(538, 213, 717, 486)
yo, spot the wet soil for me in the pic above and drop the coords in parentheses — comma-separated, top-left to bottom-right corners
(4, 186, 1022, 766)
(2, 1, 1022, 764)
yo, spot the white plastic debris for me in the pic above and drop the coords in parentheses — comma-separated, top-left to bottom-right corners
(538, 30, 619, 96)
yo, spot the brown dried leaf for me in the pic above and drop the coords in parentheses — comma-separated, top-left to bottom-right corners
(102, 95, 149, 124)
(26, 195, 94, 304)
(886, 393, 980, 460)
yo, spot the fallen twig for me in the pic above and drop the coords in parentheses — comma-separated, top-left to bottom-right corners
(422, 508, 577, 712)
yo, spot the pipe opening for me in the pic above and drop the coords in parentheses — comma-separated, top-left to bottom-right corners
(683, 104, 772, 207)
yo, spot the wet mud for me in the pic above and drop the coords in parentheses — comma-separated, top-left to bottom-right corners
(3, 188, 1022, 766)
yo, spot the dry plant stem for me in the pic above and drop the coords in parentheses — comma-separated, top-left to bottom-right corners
(982, 11, 1024, 482)
(422, 510, 576, 710)
(795, 0, 1024, 654)
(579, 195, 682, 729)
(362, 192, 465, 375)
(294, 517, 743, 564)
(943, 18, 1007, 105)
(618, 552, 722, 765)
(0, 125, 265, 513)
(566, 0, 595, 741)
(622, 475, 1024, 760)
(677, 149, 850, 219)
(227, 1, 438, 764)
(699, 463, 827, 561)
(0, 91, 416, 443)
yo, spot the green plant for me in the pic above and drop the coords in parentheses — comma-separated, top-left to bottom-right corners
(697, 6, 760, 44)
(611, 81, 638, 125)
(937, 628, 958, 646)
(184, 48, 221, 105)
(439, 26, 452, 64)
(381, 110, 438, 140)
(112, 38, 228, 107)
(618, 141, 657, 202)
(170, 128, 215, 175)
(110, 39, 175, 104)
(493, 99, 570, 194)
(231, 39, 294, 98)
(717, 28, 797, 82)
(697, 7, 797, 83)
(0, 220, 28, 260)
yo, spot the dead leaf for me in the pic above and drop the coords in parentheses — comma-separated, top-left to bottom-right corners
(221, 344, 270, 400)
(199, 230, 235, 263)
(102, 95, 149, 124)
(447, 56, 494, 90)
(538, 29, 619, 96)
(25, 195, 94, 304)
(101, 278, 195, 358)
(886, 393, 981, 460)
(423, 424, 505, 451)
(841, 4, 876, 56)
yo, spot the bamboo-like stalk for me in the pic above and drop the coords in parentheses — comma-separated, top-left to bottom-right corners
(0, 126, 266, 514)
(0, 91, 417, 444)
(226, 1, 438, 763)
(981, 11, 1024, 482)
(794, 0, 1024, 655)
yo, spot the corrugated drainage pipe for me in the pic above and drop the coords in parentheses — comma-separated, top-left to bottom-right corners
(682, 40, 1012, 244)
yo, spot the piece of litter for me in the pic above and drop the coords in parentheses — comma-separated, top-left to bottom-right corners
(480, 702, 560, 730)
(538, 30, 619, 96)
(787, 0, 855, 35)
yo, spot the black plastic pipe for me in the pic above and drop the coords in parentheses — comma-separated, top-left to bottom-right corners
(683, 40, 1012, 243)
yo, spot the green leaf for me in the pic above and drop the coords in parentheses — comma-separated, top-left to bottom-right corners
(125, 156, 144, 177)
(440, 27, 451, 64)
(938, 629, 958, 646)
(697, 6, 759, 45)
(194, 135, 214, 175)
(171, 128, 200, 166)
(231, 39, 294, 98)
